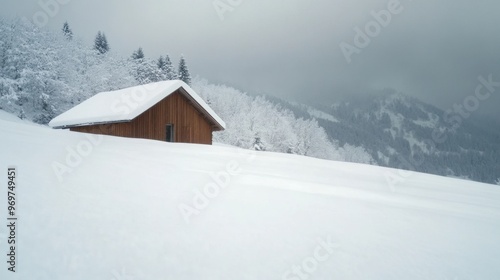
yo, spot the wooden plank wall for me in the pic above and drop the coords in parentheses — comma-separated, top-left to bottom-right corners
(70, 90, 214, 144)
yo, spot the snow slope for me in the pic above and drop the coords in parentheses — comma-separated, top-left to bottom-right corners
(1, 111, 500, 280)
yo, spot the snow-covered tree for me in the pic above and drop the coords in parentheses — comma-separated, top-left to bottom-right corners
(178, 55, 191, 85)
(94, 31, 109, 54)
(133, 59, 163, 84)
(62, 21, 73, 40)
(292, 117, 343, 160)
(157, 56, 166, 71)
(0, 18, 135, 123)
(339, 144, 374, 164)
(131, 47, 144, 60)
(129, 48, 162, 84)
(190, 78, 370, 163)
(157, 55, 177, 80)
(164, 54, 177, 80)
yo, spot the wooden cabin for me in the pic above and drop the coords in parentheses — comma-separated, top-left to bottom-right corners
(49, 80, 225, 145)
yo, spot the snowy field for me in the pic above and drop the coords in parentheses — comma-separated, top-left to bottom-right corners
(0, 110, 499, 280)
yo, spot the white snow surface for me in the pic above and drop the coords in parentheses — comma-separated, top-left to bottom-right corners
(48, 80, 226, 129)
(1, 111, 500, 279)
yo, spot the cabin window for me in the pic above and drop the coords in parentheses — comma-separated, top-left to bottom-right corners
(166, 124, 174, 142)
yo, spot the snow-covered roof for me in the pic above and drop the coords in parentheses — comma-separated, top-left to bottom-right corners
(49, 80, 226, 130)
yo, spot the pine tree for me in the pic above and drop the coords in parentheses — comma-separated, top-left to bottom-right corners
(157, 56, 167, 81)
(157, 56, 166, 70)
(158, 54, 177, 80)
(94, 31, 110, 54)
(164, 54, 177, 80)
(62, 21, 73, 40)
(131, 47, 144, 60)
(178, 55, 191, 85)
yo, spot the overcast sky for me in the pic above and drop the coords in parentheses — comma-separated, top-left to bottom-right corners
(2, 0, 500, 118)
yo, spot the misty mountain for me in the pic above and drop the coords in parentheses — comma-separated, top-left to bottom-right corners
(268, 90, 500, 185)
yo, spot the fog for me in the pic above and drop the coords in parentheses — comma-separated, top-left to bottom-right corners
(2, 0, 499, 118)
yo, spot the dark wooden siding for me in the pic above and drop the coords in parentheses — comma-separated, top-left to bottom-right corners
(70, 90, 214, 144)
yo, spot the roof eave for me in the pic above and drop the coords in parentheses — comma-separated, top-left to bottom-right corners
(51, 119, 131, 129)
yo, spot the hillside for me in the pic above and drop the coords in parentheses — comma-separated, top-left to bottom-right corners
(1, 111, 500, 280)
(274, 91, 500, 185)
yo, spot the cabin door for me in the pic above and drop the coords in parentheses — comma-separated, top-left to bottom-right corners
(166, 124, 174, 142)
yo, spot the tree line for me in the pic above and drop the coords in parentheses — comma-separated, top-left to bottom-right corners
(64, 21, 191, 85)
